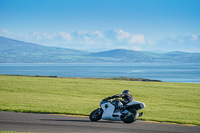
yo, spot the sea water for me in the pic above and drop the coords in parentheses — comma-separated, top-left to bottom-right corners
(0, 63, 199, 83)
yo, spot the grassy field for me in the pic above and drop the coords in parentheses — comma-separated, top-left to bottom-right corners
(0, 75, 199, 125)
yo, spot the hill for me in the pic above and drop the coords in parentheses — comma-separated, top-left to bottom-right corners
(88, 49, 160, 62)
(0, 36, 200, 63)
(0, 36, 89, 63)
(88, 49, 200, 63)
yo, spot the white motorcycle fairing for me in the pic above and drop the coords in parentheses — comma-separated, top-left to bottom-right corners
(101, 100, 145, 121)
(89, 98, 146, 123)
(101, 102, 121, 121)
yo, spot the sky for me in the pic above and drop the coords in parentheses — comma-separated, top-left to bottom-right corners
(0, 0, 199, 52)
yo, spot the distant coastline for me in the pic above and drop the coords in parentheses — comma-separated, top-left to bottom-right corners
(0, 74, 162, 82)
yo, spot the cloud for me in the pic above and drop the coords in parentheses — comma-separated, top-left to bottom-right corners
(191, 34, 198, 41)
(114, 29, 130, 41)
(1, 29, 11, 35)
(59, 32, 72, 40)
(0, 29, 30, 40)
(129, 34, 145, 44)
(32, 31, 57, 40)
(0, 28, 148, 51)
(113, 29, 146, 45)
(92, 31, 104, 38)
(169, 34, 199, 44)
(32, 32, 42, 40)
(76, 30, 104, 39)
(77, 30, 88, 36)
(4, 28, 200, 52)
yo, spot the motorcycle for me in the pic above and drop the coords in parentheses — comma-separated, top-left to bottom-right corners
(89, 98, 146, 123)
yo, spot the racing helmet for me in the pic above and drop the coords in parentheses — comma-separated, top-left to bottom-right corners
(122, 90, 130, 98)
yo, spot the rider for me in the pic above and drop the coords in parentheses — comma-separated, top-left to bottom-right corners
(121, 90, 134, 104)
(103, 90, 134, 106)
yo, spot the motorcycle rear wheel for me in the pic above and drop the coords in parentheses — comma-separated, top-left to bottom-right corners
(89, 108, 102, 121)
(121, 109, 138, 123)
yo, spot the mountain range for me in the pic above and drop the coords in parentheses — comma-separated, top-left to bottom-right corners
(0, 36, 200, 63)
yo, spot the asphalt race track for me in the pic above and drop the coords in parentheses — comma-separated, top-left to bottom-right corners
(0, 111, 199, 133)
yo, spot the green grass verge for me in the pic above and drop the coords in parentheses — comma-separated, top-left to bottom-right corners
(0, 75, 199, 125)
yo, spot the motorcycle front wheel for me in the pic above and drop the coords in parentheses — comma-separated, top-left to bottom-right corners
(89, 108, 103, 121)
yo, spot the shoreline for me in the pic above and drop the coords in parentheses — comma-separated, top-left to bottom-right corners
(0, 74, 162, 82)
(1, 74, 200, 83)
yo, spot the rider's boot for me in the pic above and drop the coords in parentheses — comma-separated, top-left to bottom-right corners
(139, 112, 143, 117)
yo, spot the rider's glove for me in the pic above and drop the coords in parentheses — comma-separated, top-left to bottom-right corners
(115, 94, 121, 98)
